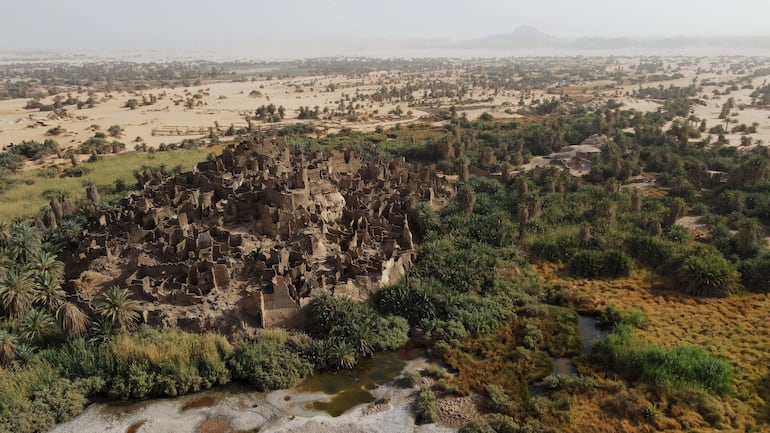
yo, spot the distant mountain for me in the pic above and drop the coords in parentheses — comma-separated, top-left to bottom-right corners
(458, 26, 561, 49)
(455, 26, 770, 50)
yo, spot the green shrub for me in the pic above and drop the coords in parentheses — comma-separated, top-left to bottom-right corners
(528, 233, 578, 262)
(597, 304, 647, 330)
(47, 328, 234, 401)
(402, 370, 421, 387)
(228, 333, 312, 391)
(305, 292, 409, 365)
(541, 374, 597, 393)
(486, 384, 514, 414)
(415, 388, 437, 424)
(376, 280, 437, 325)
(676, 249, 740, 297)
(459, 420, 496, 433)
(625, 235, 675, 268)
(415, 237, 499, 294)
(601, 251, 633, 277)
(568, 250, 630, 278)
(568, 250, 605, 278)
(740, 253, 770, 292)
(422, 365, 448, 379)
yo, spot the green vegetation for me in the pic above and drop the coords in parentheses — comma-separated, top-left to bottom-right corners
(415, 388, 437, 425)
(0, 148, 211, 221)
(594, 325, 733, 395)
(304, 292, 409, 370)
(228, 330, 313, 391)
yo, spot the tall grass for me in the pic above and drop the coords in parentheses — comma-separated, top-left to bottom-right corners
(46, 327, 233, 400)
(594, 324, 733, 395)
(0, 149, 212, 222)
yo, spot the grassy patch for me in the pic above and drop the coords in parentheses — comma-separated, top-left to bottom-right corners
(594, 324, 733, 395)
(0, 149, 214, 222)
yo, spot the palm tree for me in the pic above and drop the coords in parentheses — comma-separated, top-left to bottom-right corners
(0, 223, 10, 249)
(0, 330, 17, 365)
(0, 269, 36, 318)
(737, 220, 761, 259)
(88, 317, 118, 343)
(20, 308, 55, 343)
(94, 286, 141, 330)
(456, 185, 475, 215)
(677, 251, 739, 297)
(348, 322, 375, 358)
(56, 301, 89, 337)
(35, 271, 65, 312)
(631, 188, 642, 213)
(329, 340, 357, 370)
(29, 250, 64, 280)
(8, 223, 41, 263)
(13, 342, 36, 365)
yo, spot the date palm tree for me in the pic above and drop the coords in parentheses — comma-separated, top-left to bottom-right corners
(20, 308, 55, 343)
(0, 223, 10, 249)
(56, 301, 90, 337)
(88, 317, 118, 343)
(0, 269, 36, 318)
(29, 250, 64, 280)
(0, 330, 17, 365)
(35, 271, 65, 312)
(94, 286, 141, 330)
(8, 223, 41, 264)
(329, 340, 357, 370)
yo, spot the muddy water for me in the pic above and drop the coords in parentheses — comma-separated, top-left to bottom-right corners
(295, 351, 408, 416)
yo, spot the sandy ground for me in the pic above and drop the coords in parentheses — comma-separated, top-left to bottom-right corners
(4, 56, 767, 162)
(0, 74, 435, 152)
(48, 358, 457, 433)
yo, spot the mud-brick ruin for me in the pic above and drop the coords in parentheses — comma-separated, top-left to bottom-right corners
(67, 137, 453, 334)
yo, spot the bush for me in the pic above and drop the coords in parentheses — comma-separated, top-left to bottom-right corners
(676, 249, 740, 297)
(741, 253, 770, 293)
(486, 384, 514, 414)
(460, 420, 496, 433)
(528, 233, 578, 262)
(228, 333, 312, 391)
(305, 292, 409, 365)
(422, 365, 448, 379)
(415, 238, 500, 294)
(568, 250, 631, 278)
(594, 325, 733, 395)
(596, 304, 647, 330)
(415, 388, 437, 424)
(402, 370, 421, 388)
(542, 374, 597, 393)
(46, 328, 233, 400)
(625, 235, 674, 268)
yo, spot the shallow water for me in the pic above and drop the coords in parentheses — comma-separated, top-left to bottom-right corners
(295, 351, 410, 416)
(529, 314, 604, 397)
(577, 315, 605, 354)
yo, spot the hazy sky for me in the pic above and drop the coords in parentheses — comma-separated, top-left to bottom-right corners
(2, 0, 769, 50)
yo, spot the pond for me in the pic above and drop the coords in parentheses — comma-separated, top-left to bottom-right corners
(529, 314, 604, 397)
